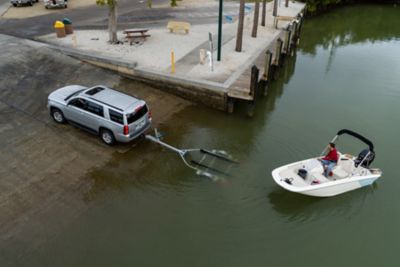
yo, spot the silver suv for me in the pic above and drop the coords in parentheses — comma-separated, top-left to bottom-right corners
(48, 85, 152, 145)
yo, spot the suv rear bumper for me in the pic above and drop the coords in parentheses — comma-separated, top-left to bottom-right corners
(115, 121, 151, 143)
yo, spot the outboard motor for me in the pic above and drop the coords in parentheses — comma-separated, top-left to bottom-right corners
(355, 149, 375, 168)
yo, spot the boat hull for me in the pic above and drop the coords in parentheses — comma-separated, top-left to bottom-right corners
(272, 160, 381, 197)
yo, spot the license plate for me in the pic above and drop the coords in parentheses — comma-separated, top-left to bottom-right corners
(135, 118, 146, 130)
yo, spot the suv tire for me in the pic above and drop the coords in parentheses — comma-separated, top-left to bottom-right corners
(28, 1, 33, 6)
(100, 129, 115, 145)
(51, 108, 66, 123)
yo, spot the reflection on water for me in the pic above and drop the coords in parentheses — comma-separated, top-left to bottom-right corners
(300, 4, 400, 55)
(268, 183, 378, 223)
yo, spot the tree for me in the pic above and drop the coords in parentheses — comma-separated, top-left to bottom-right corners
(171, 0, 177, 7)
(251, 0, 260, 38)
(261, 0, 266, 26)
(235, 0, 245, 52)
(96, 0, 118, 43)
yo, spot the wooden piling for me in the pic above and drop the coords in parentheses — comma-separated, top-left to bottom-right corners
(262, 50, 272, 96)
(273, 38, 283, 67)
(271, 38, 283, 81)
(263, 50, 273, 80)
(250, 65, 259, 97)
(283, 24, 292, 56)
(296, 15, 304, 45)
(291, 21, 298, 48)
(288, 23, 296, 57)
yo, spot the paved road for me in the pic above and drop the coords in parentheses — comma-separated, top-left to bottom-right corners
(0, 34, 190, 251)
(0, 0, 240, 38)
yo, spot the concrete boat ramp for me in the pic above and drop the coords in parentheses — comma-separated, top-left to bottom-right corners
(40, 1, 305, 115)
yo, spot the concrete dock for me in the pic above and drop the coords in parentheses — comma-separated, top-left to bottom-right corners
(39, 1, 306, 114)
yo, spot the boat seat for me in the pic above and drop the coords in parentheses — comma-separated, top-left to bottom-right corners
(334, 158, 354, 178)
(333, 166, 348, 179)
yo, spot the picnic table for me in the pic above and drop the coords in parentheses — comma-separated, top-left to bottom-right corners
(167, 21, 191, 34)
(123, 28, 151, 45)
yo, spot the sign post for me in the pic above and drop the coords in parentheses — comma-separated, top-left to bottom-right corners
(217, 0, 223, 61)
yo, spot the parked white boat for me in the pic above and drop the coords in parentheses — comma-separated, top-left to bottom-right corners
(272, 129, 383, 197)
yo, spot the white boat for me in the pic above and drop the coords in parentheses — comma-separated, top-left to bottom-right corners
(272, 129, 383, 197)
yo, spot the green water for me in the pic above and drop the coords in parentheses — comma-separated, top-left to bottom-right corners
(7, 5, 400, 267)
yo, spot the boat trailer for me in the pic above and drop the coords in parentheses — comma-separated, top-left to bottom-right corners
(145, 129, 238, 180)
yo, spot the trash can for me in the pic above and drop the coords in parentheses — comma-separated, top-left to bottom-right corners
(62, 18, 73, 34)
(54, 21, 66, 38)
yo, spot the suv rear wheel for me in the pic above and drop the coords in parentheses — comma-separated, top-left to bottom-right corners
(100, 129, 115, 145)
(51, 108, 65, 123)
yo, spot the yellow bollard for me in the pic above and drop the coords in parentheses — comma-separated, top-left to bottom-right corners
(171, 50, 175, 74)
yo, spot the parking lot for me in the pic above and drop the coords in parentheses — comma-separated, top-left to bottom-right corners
(0, 34, 190, 250)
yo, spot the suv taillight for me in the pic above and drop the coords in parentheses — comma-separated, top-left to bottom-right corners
(123, 125, 129, 135)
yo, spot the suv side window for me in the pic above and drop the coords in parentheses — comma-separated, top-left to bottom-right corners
(85, 100, 104, 117)
(109, 109, 124, 125)
(69, 98, 87, 110)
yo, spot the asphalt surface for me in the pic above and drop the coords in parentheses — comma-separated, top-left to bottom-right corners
(0, 0, 240, 38)
(0, 34, 190, 254)
(0, 0, 167, 37)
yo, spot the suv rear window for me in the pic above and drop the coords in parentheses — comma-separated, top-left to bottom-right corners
(109, 109, 124, 125)
(126, 105, 148, 124)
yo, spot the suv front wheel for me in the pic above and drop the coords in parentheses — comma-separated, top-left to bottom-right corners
(51, 108, 66, 123)
(100, 129, 115, 145)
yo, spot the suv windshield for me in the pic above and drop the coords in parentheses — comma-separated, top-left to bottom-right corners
(126, 105, 148, 124)
(64, 89, 85, 101)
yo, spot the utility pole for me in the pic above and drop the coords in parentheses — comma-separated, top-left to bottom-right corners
(217, 0, 223, 61)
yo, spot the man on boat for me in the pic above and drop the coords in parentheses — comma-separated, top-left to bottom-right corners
(319, 143, 338, 177)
